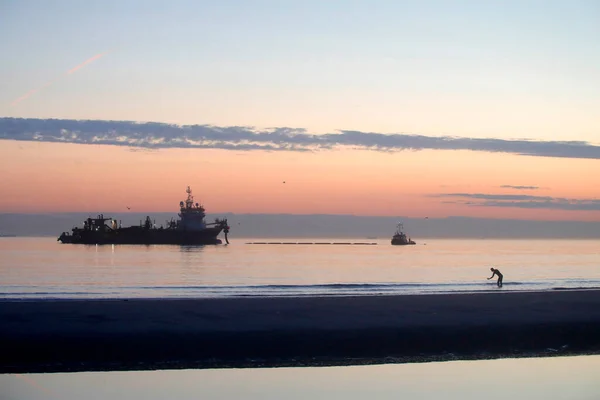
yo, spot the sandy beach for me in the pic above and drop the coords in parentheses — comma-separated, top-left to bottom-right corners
(2, 290, 600, 373)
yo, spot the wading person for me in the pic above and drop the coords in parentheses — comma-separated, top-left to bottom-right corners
(487, 267, 503, 287)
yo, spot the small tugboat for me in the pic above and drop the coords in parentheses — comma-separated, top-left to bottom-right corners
(58, 187, 230, 245)
(391, 223, 416, 245)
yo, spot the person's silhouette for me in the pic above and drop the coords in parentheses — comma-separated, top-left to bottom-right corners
(487, 267, 503, 287)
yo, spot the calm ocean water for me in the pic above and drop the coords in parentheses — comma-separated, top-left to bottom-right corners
(2, 356, 600, 399)
(1, 237, 599, 300)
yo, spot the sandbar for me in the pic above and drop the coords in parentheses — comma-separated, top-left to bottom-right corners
(2, 290, 600, 373)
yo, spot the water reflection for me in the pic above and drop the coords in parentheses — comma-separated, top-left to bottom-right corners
(2, 356, 599, 400)
(179, 245, 206, 253)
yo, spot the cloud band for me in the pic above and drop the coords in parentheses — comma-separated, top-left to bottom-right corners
(1, 117, 600, 160)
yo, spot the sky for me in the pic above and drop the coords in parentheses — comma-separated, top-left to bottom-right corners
(1, 0, 599, 220)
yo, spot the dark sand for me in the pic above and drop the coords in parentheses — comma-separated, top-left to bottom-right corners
(2, 290, 600, 373)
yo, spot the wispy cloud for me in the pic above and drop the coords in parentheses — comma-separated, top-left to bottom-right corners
(67, 52, 109, 75)
(500, 185, 539, 190)
(10, 81, 56, 106)
(1, 117, 600, 160)
(434, 193, 600, 211)
(10, 52, 109, 106)
(436, 193, 555, 201)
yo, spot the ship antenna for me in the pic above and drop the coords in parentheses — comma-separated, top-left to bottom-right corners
(185, 186, 195, 209)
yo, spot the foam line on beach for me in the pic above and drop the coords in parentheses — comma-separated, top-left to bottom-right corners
(3, 281, 600, 301)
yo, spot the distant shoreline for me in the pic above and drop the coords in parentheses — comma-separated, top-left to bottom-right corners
(2, 290, 600, 373)
(3, 213, 600, 239)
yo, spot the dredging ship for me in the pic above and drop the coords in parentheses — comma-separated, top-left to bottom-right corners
(58, 187, 230, 245)
(391, 223, 416, 246)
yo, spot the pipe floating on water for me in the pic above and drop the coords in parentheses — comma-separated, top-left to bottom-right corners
(245, 242, 378, 245)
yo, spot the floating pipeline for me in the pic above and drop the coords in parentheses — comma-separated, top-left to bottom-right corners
(245, 242, 378, 245)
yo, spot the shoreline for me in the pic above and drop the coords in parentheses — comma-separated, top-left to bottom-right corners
(2, 290, 600, 373)
(3, 286, 600, 303)
(5, 350, 599, 374)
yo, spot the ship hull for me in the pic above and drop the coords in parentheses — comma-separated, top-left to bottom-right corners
(391, 236, 416, 246)
(59, 226, 225, 245)
(391, 240, 416, 246)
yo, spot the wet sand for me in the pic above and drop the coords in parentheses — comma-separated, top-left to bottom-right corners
(2, 290, 600, 373)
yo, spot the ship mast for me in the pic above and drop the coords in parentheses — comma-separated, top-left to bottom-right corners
(396, 223, 404, 235)
(185, 186, 194, 209)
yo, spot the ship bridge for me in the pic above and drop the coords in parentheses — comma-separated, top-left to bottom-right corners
(177, 186, 207, 231)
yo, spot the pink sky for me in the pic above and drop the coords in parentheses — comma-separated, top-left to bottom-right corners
(1, 140, 599, 221)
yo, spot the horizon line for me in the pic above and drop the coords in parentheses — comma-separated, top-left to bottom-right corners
(2, 211, 600, 223)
